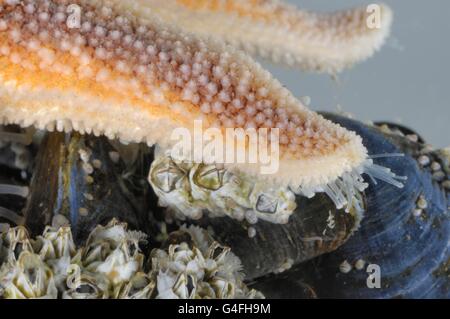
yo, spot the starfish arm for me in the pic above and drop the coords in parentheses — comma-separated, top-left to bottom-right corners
(0, 0, 369, 192)
(142, 0, 393, 73)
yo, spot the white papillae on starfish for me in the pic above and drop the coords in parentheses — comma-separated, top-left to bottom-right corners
(141, 0, 393, 73)
(0, 0, 403, 222)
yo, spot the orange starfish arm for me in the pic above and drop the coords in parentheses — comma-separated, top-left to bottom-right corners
(140, 0, 393, 73)
(1, 0, 372, 192)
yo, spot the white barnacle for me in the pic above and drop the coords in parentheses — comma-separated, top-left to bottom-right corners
(149, 154, 297, 224)
(354, 259, 366, 270)
(150, 225, 263, 299)
(416, 195, 428, 210)
(339, 260, 352, 274)
(0, 252, 58, 299)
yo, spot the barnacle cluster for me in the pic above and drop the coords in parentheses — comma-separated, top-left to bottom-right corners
(149, 153, 296, 225)
(152, 225, 263, 299)
(149, 150, 404, 227)
(0, 219, 262, 299)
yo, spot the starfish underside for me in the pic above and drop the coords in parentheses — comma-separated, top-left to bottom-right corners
(0, 0, 404, 217)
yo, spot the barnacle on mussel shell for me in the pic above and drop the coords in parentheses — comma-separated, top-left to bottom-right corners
(149, 152, 296, 224)
(246, 114, 449, 298)
(189, 191, 363, 280)
(149, 144, 405, 230)
(0, 219, 262, 299)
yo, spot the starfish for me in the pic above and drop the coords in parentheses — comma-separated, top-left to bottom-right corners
(0, 0, 402, 216)
(142, 0, 393, 73)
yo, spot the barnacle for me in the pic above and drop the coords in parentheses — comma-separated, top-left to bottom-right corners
(63, 219, 152, 298)
(0, 219, 262, 299)
(0, 0, 404, 225)
(0, 251, 58, 298)
(149, 152, 296, 224)
(0, 226, 33, 263)
(150, 225, 264, 299)
(81, 220, 147, 289)
(32, 226, 80, 289)
(62, 263, 110, 299)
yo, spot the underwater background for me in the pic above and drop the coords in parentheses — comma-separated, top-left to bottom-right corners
(268, 0, 450, 147)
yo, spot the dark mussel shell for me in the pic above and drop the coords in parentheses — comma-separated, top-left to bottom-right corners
(250, 113, 449, 298)
(22, 132, 154, 244)
(191, 193, 361, 280)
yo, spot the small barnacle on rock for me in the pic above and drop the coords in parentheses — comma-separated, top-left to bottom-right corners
(413, 209, 423, 218)
(339, 260, 352, 274)
(354, 259, 366, 271)
(418, 155, 430, 167)
(81, 219, 148, 288)
(247, 227, 256, 238)
(406, 134, 419, 143)
(78, 148, 91, 164)
(416, 195, 428, 210)
(431, 162, 442, 172)
(92, 159, 102, 170)
(82, 163, 94, 175)
(83, 193, 94, 201)
(150, 225, 263, 299)
(0, 251, 58, 299)
(108, 151, 121, 164)
(273, 259, 294, 274)
(78, 208, 89, 217)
